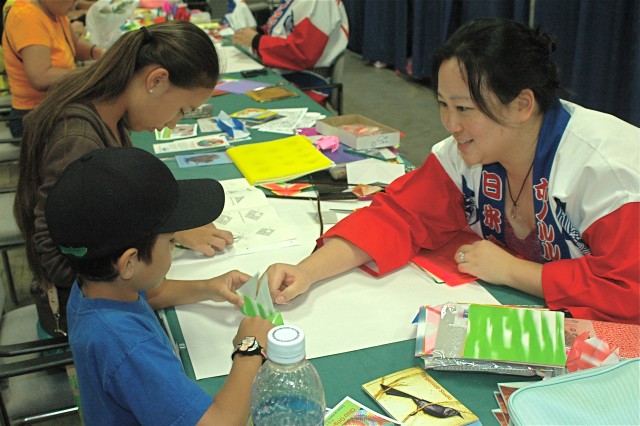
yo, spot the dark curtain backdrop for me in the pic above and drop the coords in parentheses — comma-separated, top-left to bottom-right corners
(534, 0, 639, 125)
(343, 0, 639, 125)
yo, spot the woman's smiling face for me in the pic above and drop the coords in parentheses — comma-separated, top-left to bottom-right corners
(437, 58, 517, 166)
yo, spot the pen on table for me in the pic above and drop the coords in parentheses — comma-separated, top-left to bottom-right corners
(292, 180, 359, 187)
(252, 81, 290, 91)
(330, 208, 357, 214)
(343, 148, 385, 160)
(264, 193, 360, 201)
(265, 193, 317, 201)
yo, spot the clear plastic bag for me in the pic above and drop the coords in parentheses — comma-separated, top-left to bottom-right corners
(421, 355, 564, 377)
(86, 0, 136, 48)
(417, 302, 567, 377)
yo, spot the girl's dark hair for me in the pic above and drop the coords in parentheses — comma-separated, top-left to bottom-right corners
(15, 20, 220, 284)
(72, 234, 159, 283)
(431, 18, 561, 122)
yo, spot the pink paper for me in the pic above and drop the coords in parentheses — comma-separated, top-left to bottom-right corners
(566, 331, 621, 372)
(315, 135, 339, 152)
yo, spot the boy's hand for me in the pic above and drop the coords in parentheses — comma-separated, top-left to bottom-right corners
(206, 270, 251, 308)
(174, 224, 234, 256)
(233, 316, 274, 349)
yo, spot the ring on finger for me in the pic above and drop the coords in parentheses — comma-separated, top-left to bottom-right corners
(459, 251, 465, 263)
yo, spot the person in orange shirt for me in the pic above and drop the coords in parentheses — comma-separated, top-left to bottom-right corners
(2, 0, 105, 137)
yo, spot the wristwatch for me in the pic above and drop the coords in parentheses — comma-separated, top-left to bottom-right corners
(231, 336, 267, 363)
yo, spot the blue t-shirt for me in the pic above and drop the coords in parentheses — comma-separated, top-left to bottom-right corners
(67, 282, 212, 425)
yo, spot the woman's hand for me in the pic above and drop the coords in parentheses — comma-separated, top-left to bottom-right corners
(264, 263, 313, 305)
(232, 27, 259, 48)
(70, 20, 85, 39)
(456, 239, 516, 284)
(456, 239, 543, 297)
(175, 224, 234, 256)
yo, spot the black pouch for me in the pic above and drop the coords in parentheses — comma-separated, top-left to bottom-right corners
(30, 282, 68, 336)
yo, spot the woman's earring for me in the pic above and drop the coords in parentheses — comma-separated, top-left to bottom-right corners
(148, 89, 154, 94)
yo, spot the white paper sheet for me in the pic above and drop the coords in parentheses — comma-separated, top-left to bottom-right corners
(172, 179, 297, 265)
(168, 197, 500, 379)
(347, 158, 406, 185)
(253, 108, 308, 134)
(216, 45, 264, 74)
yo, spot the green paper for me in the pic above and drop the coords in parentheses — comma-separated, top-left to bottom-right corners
(236, 273, 284, 325)
(267, 311, 284, 326)
(463, 305, 566, 366)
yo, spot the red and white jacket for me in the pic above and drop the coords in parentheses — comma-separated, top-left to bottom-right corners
(258, 0, 349, 70)
(324, 100, 640, 324)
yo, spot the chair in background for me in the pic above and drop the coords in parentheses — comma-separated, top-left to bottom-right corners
(0, 66, 20, 181)
(0, 90, 24, 307)
(244, 0, 272, 26)
(299, 52, 346, 115)
(0, 190, 23, 306)
(0, 140, 19, 173)
(0, 114, 20, 173)
(0, 273, 77, 425)
(205, 0, 272, 24)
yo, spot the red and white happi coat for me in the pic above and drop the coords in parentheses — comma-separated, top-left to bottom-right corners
(324, 100, 640, 324)
(259, 0, 349, 70)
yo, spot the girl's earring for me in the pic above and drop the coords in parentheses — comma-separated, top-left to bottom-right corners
(148, 89, 154, 94)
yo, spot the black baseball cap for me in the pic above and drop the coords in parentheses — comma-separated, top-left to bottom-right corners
(45, 147, 225, 260)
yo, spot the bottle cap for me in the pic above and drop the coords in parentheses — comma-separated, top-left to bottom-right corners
(266, 325, 305, 364)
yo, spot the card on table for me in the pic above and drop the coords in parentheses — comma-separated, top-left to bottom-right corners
(324, 396, 400, 426)
(362, 367, 479, 426)
(216, 79, 272, 94)
(153, 134, 229, 155)
(182, 104, 213, 119)
(175, 152, 232, 168)
(154, 124, 198, 140)
(197, 117, 221, 133)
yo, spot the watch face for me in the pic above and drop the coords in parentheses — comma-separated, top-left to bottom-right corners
(240, 336, 258, 351)
(232, 336, 266, 363)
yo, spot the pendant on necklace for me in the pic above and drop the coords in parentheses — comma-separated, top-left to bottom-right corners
(510, 204, 517, 219)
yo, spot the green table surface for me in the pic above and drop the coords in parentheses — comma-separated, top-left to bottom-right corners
(133, 68, 545, 424)
(133, 69, 331, 182)
(160, 285, 543, 425)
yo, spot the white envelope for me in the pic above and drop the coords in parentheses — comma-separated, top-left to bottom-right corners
(346, 158, 405, 185)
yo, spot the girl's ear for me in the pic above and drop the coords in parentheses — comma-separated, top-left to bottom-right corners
(116, 248, 139, 280)
(145, 67, 170, 94)
(514, 88, 537, 122)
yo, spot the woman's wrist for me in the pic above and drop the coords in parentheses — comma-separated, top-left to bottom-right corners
(251, 34, 261, 52)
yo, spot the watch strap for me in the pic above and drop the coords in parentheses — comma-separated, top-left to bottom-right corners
(231, 337, 267, 363)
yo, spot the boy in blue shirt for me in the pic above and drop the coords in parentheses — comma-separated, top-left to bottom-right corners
(45, 147, 273, 425)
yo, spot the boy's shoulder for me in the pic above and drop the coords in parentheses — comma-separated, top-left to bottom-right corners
(68, 285, 160, 347)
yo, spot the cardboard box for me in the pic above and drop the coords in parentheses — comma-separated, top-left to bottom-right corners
(316, 114, 400, 150)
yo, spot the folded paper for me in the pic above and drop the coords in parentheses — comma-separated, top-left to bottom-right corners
(347, 158, 405, 185)
(217, 111, 251, 140)
(236, 273, 284, 326)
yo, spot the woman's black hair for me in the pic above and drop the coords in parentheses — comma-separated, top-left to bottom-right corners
(431, 18, 561, 122)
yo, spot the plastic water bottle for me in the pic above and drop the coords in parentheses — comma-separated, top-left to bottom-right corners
(250, 325, 326, 426)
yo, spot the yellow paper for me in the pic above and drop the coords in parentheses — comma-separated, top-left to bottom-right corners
(226, 135, 334, 185)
